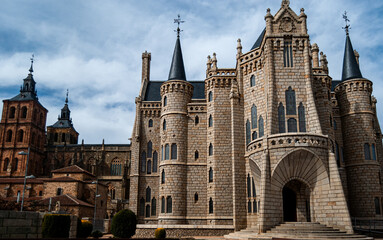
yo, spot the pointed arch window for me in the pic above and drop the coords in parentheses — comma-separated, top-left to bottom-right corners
(151, 198, 157, 216)
(163, 96, 167, 106)
(372, 144, 377, 161)
(209, 198, 213, 214)
(6, 130, 12, 142)
(165, 144, 169, 160)
(161, 197, 165, 213)
(111, 158, 122, 176)
(250, 75, 255, 87)
(278, 103, 286, 133)
(139, 198, 145, 216)
(195, 150, 199, 160)
(148, 119, 153, 128)
(209, 167, 213, 182)
(166, 196, 172, 213)
(252, 177, 256, 197)
(208, 115, 213, 127)
(146, 187, 151, 202)
(298, 102, 306, 132)
(147, 160, 152, 174)
(258, 116, 264, 137)
(246, 120, 251, 145)
(251, 105, 257, 129)
(248, 200, 252, 213)
(153, 151, 158, 172)
(9, 107, 15, 119)
(163, 119, 166, 131)
(247, 174, 251, 198)
(209, 143, 213, 156)
(161, 169, 165, 184)
(252, 131, 257, 141)
(3, 158, 9, 171)
(147, 141, 152, 158)
(171, 143, 177, 159)
(145, 205, 150, 217)
(287, 118, 297, 132)
(141, 151, 146, 173)
(208, 91, 213, 102)
(17, 130, 24, 142)
(195, 116, 199, 125)
(21, 107, 27, 119)
(364, 143, 371, 160)
(285, 87, 296, 115)
(161, 146, 164, 161)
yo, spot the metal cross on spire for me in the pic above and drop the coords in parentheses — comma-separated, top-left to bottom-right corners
(174, 14, 185, 38)
(342, 11, 351, 35)
(29, 54, 34, 73)
(65, 89, 69, 104)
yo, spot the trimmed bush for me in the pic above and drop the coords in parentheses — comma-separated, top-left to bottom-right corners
(42, 214, 71, 238)
(91, 230, 103, 238)
(77, 219, 93, 238)
(111, 209, 137, 238)
(155, 228, 166, 239)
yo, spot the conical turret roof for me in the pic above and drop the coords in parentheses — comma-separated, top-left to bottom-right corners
(341, 35, 362, 81)
(168, 37, 186, 81)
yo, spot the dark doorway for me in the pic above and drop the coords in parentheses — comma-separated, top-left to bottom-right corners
(283, 186, 297, 222)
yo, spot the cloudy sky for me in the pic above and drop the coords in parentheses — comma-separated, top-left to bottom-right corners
(0, 0, 382, 144)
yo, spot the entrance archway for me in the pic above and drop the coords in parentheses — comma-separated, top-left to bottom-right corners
(282, 179, 311, 222)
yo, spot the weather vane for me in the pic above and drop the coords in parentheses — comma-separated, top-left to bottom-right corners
(174, 14, 185, 37)
(29, 53, 34, 73)
(342, 11, 351, 35)
(65, 89, 69, 104)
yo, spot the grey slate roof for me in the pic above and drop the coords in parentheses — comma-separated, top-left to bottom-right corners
(331, 80, 342, 91)
(50, 119, 74, 129)
(251, 28, 266, 50)
(143, 81, 205, 101)
(168, 37, 186, 81)
(341, 35, 362, 81)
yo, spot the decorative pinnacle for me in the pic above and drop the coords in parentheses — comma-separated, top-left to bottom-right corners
(65, 89, 69, 104)
(342, 11, 351, 35)
(174, 14, 185, 38)
(29, 54, 34, 73)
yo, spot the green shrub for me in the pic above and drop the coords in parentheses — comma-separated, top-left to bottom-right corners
(42, 214, 71, 238)
(154, 228, 166, 239)
(91, 230, 103, 238)
(77, 219, 93, 238)
(111, 209, 137, 238)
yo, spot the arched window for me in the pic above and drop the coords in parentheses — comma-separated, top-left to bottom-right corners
(209, 143, 213, 156)
(208, 91, 213, 102)
(208, 115, 213, 127)
(163, 119, 166, 130)
(252, 177, 256, 197)
(287, 118, 297, 132)
(3, 158, 9, 171)
(209, 167, 213, 182)
(61, 133, 66, 142)
(145, 204, 150, 217)
(146, 187, 151, 202)
(278, 103, 286, 133)
(285, 87, 296, 115)
(153, 151, 158, 172)
(165, 144, 169, 160)
(251, 105, 257, 129)
(141, 151, 146, 172)
(9, 107, 15, 119)
(195, 151, 199, 160)
(194, 193, 198, 203)
(139, 198, 145, 216)
(56, 188, 63, 196)
(147, 160, 152, 174)
(161, 169, 165, 184)
(372, 144, 377, 161)
(166, 196, 172, 213)
(246, 120, 251, 145)
(248, 200, 252, 213)
(335, 142, 340, 167)
(21, 107, 27, 119)
(54, 133, 58, 142)
(253, 200, 257, 213)
(258, 116, 264, 137)
(247, 174, 251, 198)
(111, 158, 122, 176)
(298, 103, 306, 132)
(209, 198, 213, 214)
(13, 158, 18, 171)
(195, 116, 199, 125)
(148, 119, 153, 128)
(252, 131, 257, 141)
(375, 197, 381, 215)
(147, 141, 152, 158)
(171, 143, 177, 159)
(163, 96, 167, 106)
(161, 145, 164, 161)
(108, 185, 116, 199)
(364, 143, 371, 160)
(151, 198, 157, 216)
(17, 130, 24, 142)
(161, 197, 165, 213)
(6, 130, 12, 142)
(250, 75, 255, 87)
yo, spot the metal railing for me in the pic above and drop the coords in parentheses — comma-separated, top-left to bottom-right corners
(352, 217, 383, 235)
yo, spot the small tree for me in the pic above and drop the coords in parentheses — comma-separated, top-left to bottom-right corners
(111, 209, 137, 238)
(77, 219, 93, 238)
(42, 214, 71, 238)
(155, 228, 166, 239)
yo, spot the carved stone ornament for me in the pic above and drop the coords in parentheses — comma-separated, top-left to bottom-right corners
(279, 17, 295, 32)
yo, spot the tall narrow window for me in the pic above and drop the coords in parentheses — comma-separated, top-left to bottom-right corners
(21, 107, 27, 119)
(146, 187, 151, 202)
(161, 197, 165, 213)
(146, 205, 150, 217)
(171, 143, 177, 159)
(208, 91, 213, 102)
(166, 196, 172, 213)
(61, 133, 65, 142)
(253, 200, 257, 213)
(298, 103, 306, 132)
(147, 160, 152, 174)
(251, 105, 257, 129)
(151, 198, 157, 216)
(252, 131, 257, 141)
(139, 198, 145, 216)
(163, 119, 166, 131)
(3, 158, 9, 171)
(335, 142, 340, 167)
(285, 87, 296, 115)
(17, 130, 24, 142)
(333, 120, 337, 130)
(209, 198, 213, 214)
(194, 193, 199, 202)
(161, 169, 165, 184)
(13, 158, 18, 171)
(111, 159, 122, 176)
(6, 130, 12, 142)
(56, 188, 63, 196)
(163, 96, 167, 106)
(161, 146, 164, 161)
(153, 151, 158, 172)
(283, 40, 293, 67)
(165, 144, 169, 160)
(364, 143, 371, 160)
(287, 118, 297, 132)
(375, 197, 381, 215)
(209, 143, 213, 156)
(147, 141, 152, 158)
(278, 103, 286, 133)
(341, 147, 345, 162)
(9, 107, 15, 119)
(250, 75, 255, 87)
(54, 133, 58, 142)
(258, 116, 264, 137)
(248, 200, 252, 213)
(195, 116, 199, 125)
(247, 174, 251, 198)
(372, 144, 377, 161)
(246, 120, 251, 145)
(148, 119, 153, 127)
(209, 115, 213, 127)
(252, 178, 256, 197)
(209, 167, 213, 182)
(195, 151, 199, 160)
(141, 151, 146, 173)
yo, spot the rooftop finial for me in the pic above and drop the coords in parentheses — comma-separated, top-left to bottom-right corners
(174, 14, 185, 38)
(65, 89, 69, 104)
(281, 0, 290, 7)
(342, 11, 351, 35)
(29, 54, 34, 73)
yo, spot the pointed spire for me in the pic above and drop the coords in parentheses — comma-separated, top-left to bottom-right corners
(65, 89, 69, 104)
(29, 54, 34, 73)
(168, 15, 186, 81)
(341, 12, 363, 81)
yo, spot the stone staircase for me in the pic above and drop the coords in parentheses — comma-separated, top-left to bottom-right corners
(225, 222, 373, 240)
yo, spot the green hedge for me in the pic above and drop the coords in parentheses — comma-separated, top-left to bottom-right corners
(155, 228, 166, 239)
(42, 214, 71, 238)
(111, 209, 137, 238)
(77, 219, 93, 238)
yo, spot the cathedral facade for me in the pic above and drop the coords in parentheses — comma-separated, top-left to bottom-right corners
(129, 0, 383, 234)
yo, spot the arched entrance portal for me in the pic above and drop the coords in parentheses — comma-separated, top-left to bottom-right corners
(282, 179, 311, 222)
